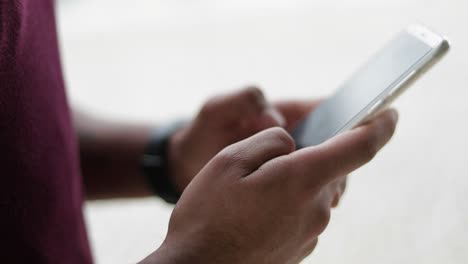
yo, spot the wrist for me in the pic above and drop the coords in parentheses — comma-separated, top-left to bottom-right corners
(141, 121, 186, 204)
(167, 125, 192, 194)
(141, 234, 245, 264)
(139, 240, 185, 264)
(140, 237, 207, 264)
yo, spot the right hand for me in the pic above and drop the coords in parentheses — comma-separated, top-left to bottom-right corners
(142, 109, 398, 264)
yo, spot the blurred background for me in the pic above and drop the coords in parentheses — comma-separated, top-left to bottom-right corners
(57, 0, 467, 263)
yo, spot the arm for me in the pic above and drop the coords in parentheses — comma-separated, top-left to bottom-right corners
(73, 112, 154, 199)
(74, 87, 289, 200)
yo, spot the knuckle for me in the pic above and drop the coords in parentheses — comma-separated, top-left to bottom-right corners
(215, 147, 236, 165)
(214, 146, 246, 170)
(274, 156, 294, 173)
(243, 86, 265, 108)
(267, 127, 295, 151)
(198, 97, 220, 119)
(312, 205, 331, 235)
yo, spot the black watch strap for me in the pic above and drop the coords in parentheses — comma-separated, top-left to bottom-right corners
(141, 121, 185, 204)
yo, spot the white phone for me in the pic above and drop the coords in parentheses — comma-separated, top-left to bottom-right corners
(292, 24, 450, 148)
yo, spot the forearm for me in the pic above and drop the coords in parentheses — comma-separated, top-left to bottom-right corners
(73, 111, 154, 199)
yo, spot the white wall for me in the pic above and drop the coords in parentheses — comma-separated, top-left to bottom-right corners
(57, 0, 468, 263)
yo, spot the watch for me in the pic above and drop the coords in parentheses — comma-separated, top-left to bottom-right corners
(141, 121, 185, 204)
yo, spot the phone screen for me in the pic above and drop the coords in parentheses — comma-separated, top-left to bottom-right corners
(293, 30, 438, 147)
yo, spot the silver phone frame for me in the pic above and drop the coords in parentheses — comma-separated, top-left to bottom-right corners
(335, 24, 450, 135)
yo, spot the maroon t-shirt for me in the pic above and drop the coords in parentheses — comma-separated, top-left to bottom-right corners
(1, 0, 93, 263)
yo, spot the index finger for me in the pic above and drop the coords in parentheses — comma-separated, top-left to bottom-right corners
(274, 99, 323, 132)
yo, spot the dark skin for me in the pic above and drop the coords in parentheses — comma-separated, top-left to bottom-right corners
(76, 87, 332, 199)
(76, 87, 397, 263)
(75, 112, 154, 199)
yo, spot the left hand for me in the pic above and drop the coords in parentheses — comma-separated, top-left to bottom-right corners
(168, 87, 323, 193)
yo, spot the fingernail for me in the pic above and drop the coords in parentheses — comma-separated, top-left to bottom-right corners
(388, 109, 399, 122)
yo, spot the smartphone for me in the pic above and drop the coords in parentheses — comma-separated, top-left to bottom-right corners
(292, 24, 450, 148)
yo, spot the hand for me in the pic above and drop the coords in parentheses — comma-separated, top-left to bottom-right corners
(142, 109, 398, 264)
(168, 87, 321, 193)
